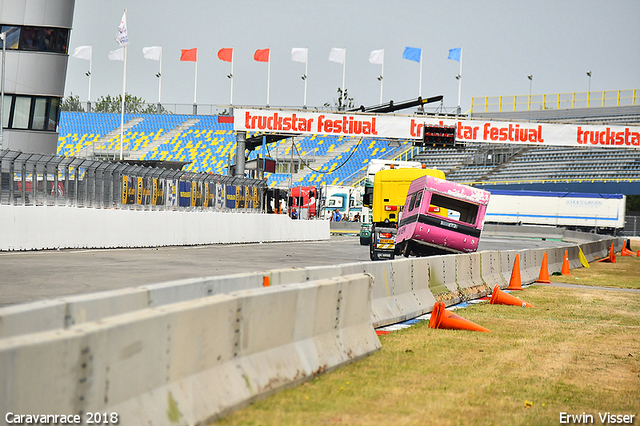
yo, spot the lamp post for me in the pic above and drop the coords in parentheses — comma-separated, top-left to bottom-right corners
(0, 32, 6, 150)
(527, 74, 533, 96)
(586, 71, 592, 107)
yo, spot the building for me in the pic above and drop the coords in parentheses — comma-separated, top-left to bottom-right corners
(1, 0, 75, 154)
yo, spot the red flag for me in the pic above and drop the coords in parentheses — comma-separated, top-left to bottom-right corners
(218, 48, 233, 62)
(254, 48, 270, 62)
(180, 48, 197, 62)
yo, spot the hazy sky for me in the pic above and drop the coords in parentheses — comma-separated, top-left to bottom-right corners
(64, 0, 640, 113)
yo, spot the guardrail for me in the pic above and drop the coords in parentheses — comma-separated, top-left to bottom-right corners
(0, 227, 622, 424)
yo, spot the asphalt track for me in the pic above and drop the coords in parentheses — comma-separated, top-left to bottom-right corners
(0, 235, 573, 307)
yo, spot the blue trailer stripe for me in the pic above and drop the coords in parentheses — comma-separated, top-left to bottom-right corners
(486, 212, 619, 221)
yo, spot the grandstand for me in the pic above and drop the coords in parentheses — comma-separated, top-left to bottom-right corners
(57, 96, 640, 193)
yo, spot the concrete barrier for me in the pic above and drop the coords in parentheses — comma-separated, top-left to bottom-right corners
(0, 299, 67, 339)
(519, 249, 540, 284)
(0, 274, 379, 426)
(499, 251, 519, 287)
(454, 253, 488, 300)
(342, 260, 400, 327)
(0, 205, 329, 251)
(373, 258, 424, 327)
(480, 250, 506, 288)
(428, 255, 461, 306)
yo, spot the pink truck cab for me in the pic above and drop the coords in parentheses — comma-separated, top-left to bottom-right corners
(395, 176, 490, 257)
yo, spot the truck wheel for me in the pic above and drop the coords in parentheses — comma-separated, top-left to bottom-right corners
(403, 241, 412, 258)
(369, 239, 379, 261)
(360, 236, 370, 246)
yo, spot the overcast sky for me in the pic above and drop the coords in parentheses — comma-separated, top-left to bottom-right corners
(64, 0, 640, 113)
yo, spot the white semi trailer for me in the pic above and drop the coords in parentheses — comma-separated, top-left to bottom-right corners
(484, 189, 626, 234)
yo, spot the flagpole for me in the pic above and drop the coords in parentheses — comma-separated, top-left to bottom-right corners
(158, 46, 162, 106)
(266, 46, 271, 107)
(418, 47, 423, 98)
(341, 48, 346, 110)
(87, 45, 92, 112)
(457, 46, 463, 114)
(230, 47, 234, 106)
(193, 45, 198, 115)
(119, 43, 127, 160)
(303, 47, 308, 109)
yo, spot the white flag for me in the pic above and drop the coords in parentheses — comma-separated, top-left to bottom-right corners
(143, 46, 162, 61)
(72, 45, 92, 61)
(329, 47, 345, 64)
(369, 49, 384, 65)
(108, 47, 124, 61)
(115, 11, 129, 46)
(291, 47, 308, 63)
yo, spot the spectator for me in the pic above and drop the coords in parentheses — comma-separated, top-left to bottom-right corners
(352, 212, 360, 222)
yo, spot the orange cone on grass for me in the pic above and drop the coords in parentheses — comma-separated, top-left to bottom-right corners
(429, 302, 491, 333)
(621, 240, 635, 257)
(490, 285, 535, 308)
(429, 301, 443, 329)
(506, 254, 523, 290)
(536, 252, 551, 284)
(599, 243, 616, 263)
(561, 250, 571, 275)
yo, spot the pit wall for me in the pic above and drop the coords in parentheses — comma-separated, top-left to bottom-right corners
(0, 230, 623, 425)
(0, 205, 329, 250)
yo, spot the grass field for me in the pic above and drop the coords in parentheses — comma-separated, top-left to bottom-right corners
(212, 254, 640, 426)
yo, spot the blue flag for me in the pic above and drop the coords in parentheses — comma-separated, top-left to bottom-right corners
(448, 47, 461, 62)
(403, 47, 422, 63)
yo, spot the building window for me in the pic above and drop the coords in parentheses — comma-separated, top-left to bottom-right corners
(1, 26, 20, 49)
(2, 95, 10, 128)
(47, 97, 60, 130)
(12, 96, 31, 129)
(33, 97, 47, 130)
(2, 94, 61, 132)
(0, 25, 69, 54)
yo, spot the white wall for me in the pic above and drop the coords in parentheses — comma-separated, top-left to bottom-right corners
(0, 205, 329, 251)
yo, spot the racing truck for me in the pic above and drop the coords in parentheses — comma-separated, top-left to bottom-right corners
(363, 166, 445, 260)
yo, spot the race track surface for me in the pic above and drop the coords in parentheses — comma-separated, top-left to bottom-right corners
(0, 235, 572, 307)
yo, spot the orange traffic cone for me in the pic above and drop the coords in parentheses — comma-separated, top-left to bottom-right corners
(561, 250, 571, 275)
(490, 285, 535, 308)
(506, 254, 523, 290)
(429, 302, 491, 333)
(621, 240, 635, 257)
(429, 301, 443, 329)
(536, 252, 551, 283)
(599, 243, 616, 263)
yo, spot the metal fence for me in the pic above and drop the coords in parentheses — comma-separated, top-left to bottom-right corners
(0, 150, 265, 212)
(471, 89, 638, 113)
(623, 216, 640, 237)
